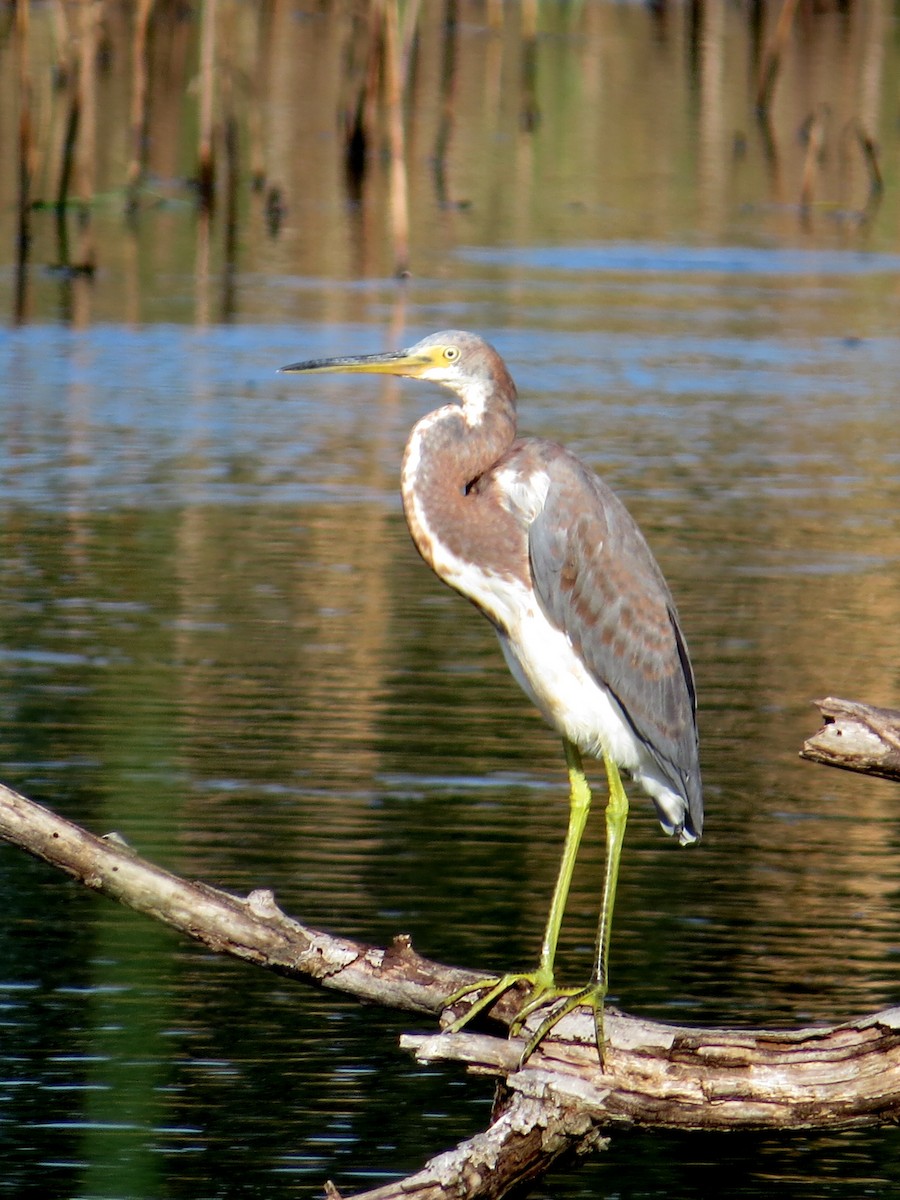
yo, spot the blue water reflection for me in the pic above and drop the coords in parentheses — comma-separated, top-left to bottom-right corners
(460, 241, 900, 276)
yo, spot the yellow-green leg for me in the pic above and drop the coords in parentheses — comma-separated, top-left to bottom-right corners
(520, 751, 629, 1064)
(531, 737, 594, 991)
(595, 754, 630, 1009)
(444, 737, 592, 1032)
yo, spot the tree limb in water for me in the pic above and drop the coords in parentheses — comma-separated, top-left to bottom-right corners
(801, 697, 900, 782)
(4, 775, 900, 1200)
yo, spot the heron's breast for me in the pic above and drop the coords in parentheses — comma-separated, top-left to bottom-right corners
(401, 437, 532, 618)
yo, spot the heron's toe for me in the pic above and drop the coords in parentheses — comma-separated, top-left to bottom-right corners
(517, 980, 609, 1067)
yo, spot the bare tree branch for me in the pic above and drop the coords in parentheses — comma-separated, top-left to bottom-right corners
(0, 779, 475, 1018)
(801, 697, 900, 782)
(402, 1013, 900, 1131)
(327, 1090, 605, 1200)
(4, 766, 900, 1200)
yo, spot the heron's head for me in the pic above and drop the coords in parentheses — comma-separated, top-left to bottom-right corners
(280, 330, 512, 408)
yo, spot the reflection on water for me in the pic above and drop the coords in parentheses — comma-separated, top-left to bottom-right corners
(2, 2, 900, 1196)
(1, 256, 899, 1193)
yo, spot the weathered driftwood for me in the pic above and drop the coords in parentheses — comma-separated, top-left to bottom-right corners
(3, 772, 900, 1200)
(324, 1088, 605, 1200)
(343, 999, 900, 1200)
(801, 697, 900, 782)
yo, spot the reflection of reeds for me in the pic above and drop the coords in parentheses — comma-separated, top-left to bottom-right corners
(519, 0, 539, 133)
(339, 2, 379, 202)
(755, 0, 799, 120)
(799, 105, 828, 215)
(433, 0, 459, 208)
(4, 1, 898, 321)
(799, 109, 883, 228)
(383, 0, 410, 276)
(126, 0, 154, 214)
(197, 0, 218, 213)
(338, 0, 417, 275)
(14, 0, 33, 323)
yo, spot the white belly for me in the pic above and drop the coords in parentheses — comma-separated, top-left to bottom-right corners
(495, 589, 688, 837)
(497, 598, 639, 764)
(409, 505, 691, 838)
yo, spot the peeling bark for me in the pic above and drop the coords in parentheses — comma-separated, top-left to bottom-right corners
(402, 1012, 900, 1131)
(327, 1092, 604, 1200)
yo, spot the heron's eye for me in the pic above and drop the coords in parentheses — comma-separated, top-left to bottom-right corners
(443, 346, 460, 362)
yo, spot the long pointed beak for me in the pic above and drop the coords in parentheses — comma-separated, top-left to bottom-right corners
(279, 348, 433, 378)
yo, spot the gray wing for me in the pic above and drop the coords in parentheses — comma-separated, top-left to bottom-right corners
(526, 443, 702, 831)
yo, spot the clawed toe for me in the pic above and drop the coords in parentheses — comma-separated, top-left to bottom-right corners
(443, 970, 548, 1033)
(518, 982, 607, 1065)
(443, 973, 607, 1066)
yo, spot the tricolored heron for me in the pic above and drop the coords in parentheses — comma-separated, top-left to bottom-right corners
(281, 331, 702, 1063)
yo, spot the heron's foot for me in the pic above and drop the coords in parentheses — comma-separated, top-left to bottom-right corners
(443, 968, 556, 1035)
(443, 973, 608, 1066)
(517, 979, 608, 1067)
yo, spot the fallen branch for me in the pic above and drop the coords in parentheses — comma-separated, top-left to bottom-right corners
(801, 697, 900, 782)
(0, 779, 471, 1019)
(4, 776, 900, 1200)
(403, 1012, 900, 1131)
(326, 1089, 604, 1200)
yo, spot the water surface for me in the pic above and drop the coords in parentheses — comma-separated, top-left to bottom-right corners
(2, 3, 900, 1197)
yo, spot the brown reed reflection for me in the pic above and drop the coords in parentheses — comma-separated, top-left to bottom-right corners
(13, 0, 32, 324)
(4, 1, 899, 325)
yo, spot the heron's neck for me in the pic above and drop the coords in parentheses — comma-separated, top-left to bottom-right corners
(400, 391, 518, 581)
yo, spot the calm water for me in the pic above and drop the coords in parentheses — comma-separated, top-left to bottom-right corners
(3, 2, 900, 1197)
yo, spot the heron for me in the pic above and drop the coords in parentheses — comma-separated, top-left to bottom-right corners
(280, 330, 702, 1064)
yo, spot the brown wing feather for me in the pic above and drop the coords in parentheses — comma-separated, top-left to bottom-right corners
(523, 441, 702, 829)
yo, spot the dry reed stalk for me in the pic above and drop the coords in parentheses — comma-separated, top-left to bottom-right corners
(220, 0, 239, 318)
(197, 0, 218, 211)
(756, 0, 800, 119)
(854, 123, 883, 205)
(799, 106, 827, 212)
(15, 0, 33, 322)
(520, 0, 539, 131)
(383, 0, 410, 276)
(75, 1, 98, 207)
(51, 0, 73, 86)
(397, 0, 421, 83)
(71, 0, 99, 274)
(340, 1, 382, 198)
(433, 0, 459, 207)
(248, 0, 277, 190)
(126, 0, 155, 212)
